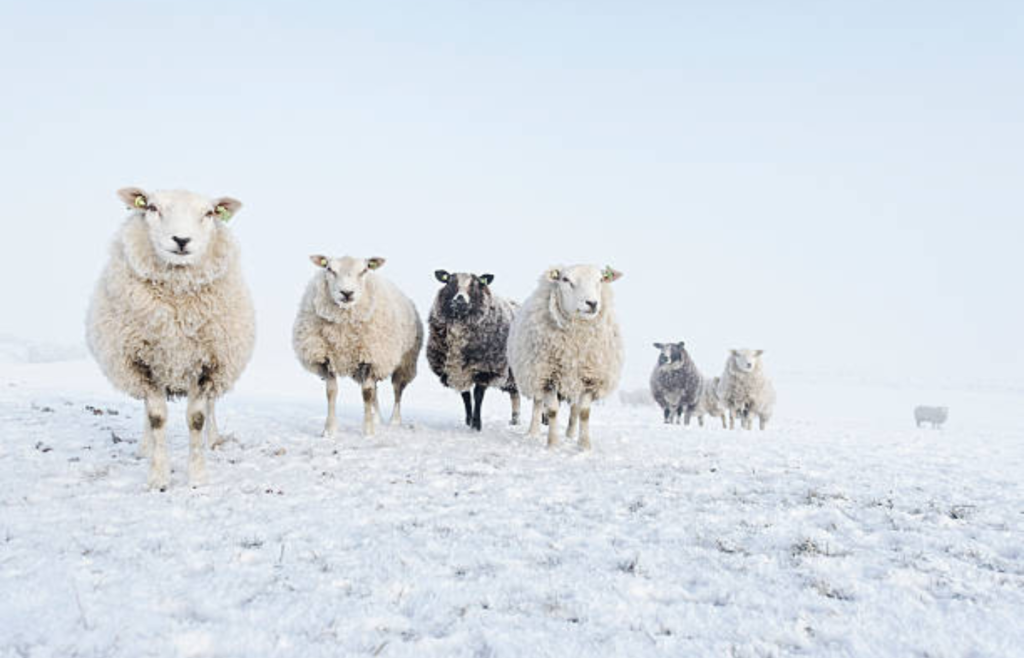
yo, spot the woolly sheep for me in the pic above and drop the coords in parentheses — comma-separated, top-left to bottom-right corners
(427, 271, 520, 430)
(914, 405, 948, 428)
(507, 264, 624, 449)
(649, 341, 702, 425)
(717, 349, 776, 430)
(293, 255, 423, 437)
(694, 376, 728, 428)
(86, 187, 255, 490)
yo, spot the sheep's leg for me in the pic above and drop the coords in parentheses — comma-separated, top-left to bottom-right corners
(509, 390, 521, 426)
(566, 404, 579, 439)
(662, 406, 671, 424)
(729, 410, 736, 430)
(138, 407, 153, 459)
(683, 409, 692, 426)
(145, 393, 170, 491)
(545, 390, 560, 448)
(206, 398, 227, 449)
(759, 414, 768, 430)
(186, 392, 209, 487)
(578, 392, 594, 450)
(322, 376, 338, 438)
(720, 413, 727, 429)
(361, 382, 377, 437)
(390, 380, 406, 426)
(374, 383, 383, 423)
(462, 391, 473, 427)
(526, 398, 543, 437)
(698, 414, 705, 428)
(472, 384, 486, 431)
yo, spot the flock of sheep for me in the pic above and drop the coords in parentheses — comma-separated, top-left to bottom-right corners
(86, 188, 636, 489)
(649, 342, 776, 431)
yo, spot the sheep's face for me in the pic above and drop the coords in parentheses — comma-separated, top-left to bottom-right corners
(653, 342, 686, 366)
(547, 264, 622, 321)
(730, 349, 764, 373)
(434, 271, 494, 320)
(118, 188, 241, 267)
(310, 255, 385, 309)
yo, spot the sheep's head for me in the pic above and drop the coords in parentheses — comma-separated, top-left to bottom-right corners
(434, 270, 494, 320)
(310, 255, 385, 309)
(653, 342, 687, 366)
(118, 187, 241, 267)
(546, 264, 622, 321)
(729, 349, 764, 373)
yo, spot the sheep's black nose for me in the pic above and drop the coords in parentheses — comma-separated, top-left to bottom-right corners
(339, 290, 354, 301)
(585, 300, 598, 312)
(172, 236, 191, 250)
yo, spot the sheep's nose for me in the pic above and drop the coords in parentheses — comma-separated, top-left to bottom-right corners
(339, 290, 354, 301)
(585, 300, 599, 312)
(172, 236, 191, 250)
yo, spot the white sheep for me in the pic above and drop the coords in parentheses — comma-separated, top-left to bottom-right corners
(694, 376, 728, 428)
(86, 187, 255, 490)
(717, 349, 776, 430)
(507, 264, 624, 449)
(914, 405, 948, 428)
(293, 255, 423, 437)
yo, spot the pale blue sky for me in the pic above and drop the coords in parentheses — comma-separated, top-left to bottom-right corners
(1, 1, 1021, 388)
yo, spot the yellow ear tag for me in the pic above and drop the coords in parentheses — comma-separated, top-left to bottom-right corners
(215, 205, 232, 221)
(320, 258, 329, 267)
(134, 196, 146, 208)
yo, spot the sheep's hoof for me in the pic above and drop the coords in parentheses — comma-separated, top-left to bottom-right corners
(322, 423, 337, 439)
(188, 466, 209, 488)
(147, 466, 170, 491)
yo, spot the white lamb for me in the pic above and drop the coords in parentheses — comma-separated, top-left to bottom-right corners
(695, 376, 728, 428)
(293, 255, 423, 437)
(507, 264, 624, 449)
(86, 187, 255, 490)
(717, 349, 776, 430)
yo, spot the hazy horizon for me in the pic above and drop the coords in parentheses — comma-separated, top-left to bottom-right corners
(2, 1, 1021, 390)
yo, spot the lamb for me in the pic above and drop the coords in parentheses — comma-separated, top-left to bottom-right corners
(507, 264, 624, 449)
(717, 349, 776, 430)
(694, 376, 728, 428)
(914, 405, 948, 428)
(86, 187, 255, 490)
(292, 255, 423, 437)
(649, 342, 702, 425)
(427, 270, 520, 430)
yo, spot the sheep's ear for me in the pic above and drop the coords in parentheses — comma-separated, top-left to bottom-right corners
(478, 274, 495, 286)
(677, 341, 686, 348)
(435, 270, 451, 283)
(546, 268, 561, 282)
(367, 257, 386, 270)
(118, 187, 148, 209)
(212, 197, 242, 222)
(602, 266, 623, 282)
(310, 255, 330, 268)
(754, 349, 764, 357)
(653, 343, 664, 350)
(730, 349, 740, 357)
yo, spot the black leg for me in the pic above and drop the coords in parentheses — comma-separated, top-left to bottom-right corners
(462, 391, 473, 426)
(472, 384, 486, 431)
(663, 406, 671, 423)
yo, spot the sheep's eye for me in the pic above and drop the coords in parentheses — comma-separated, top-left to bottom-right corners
(205, 210, 215, 218)
(145, 204, 157, 213)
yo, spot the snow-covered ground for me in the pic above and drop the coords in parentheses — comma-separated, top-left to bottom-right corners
(1, 356, 1022, 657)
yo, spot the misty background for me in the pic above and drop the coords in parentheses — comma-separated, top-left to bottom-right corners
(1, 1, 1022, 396)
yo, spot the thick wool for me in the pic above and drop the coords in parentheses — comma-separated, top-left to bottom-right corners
(86, 214, 255, 400)
(507, 271, 623, 404)
(292, 270, 422, 386)
(717, 351, 776, 429)
(649, 344, 702, 421)
(427, 275, 517, 393)
(695, 376, 728, 427)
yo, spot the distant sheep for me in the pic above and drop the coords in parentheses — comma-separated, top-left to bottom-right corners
(427, 270, 520, 430)
(695, 376, 728, 428)
(293, 256, 423, 437)
(86, 187, 255, 490)
(914, 406, 948, 428)
(649, 342, 703, 425)
(717, 349, 776, 430)
(619, 388, 655, 406)
(507, 264, 624, 449)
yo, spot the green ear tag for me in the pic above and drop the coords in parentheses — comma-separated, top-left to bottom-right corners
(134, 196, 146, 208)
(216, 205, 232, 221)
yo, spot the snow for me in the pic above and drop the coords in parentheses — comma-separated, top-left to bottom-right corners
(1, 357, 1022, 657)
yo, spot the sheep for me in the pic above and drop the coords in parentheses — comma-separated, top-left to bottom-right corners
(426, 270, 520, 430)
(694, 376, 728, 428)
(914, 405, 948, 428)
(86, 187, 255, 490)
(717, 349, 776, 430)
(649, 342, 702, 425)
(507, 264, 624, 449)
(293, 255, 423, 438)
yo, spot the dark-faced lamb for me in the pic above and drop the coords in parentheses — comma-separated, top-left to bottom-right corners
(649, 342, 702, 425)
(427, 271, 520, 430)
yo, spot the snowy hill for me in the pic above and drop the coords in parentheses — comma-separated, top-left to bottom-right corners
(0, 359, 1021, 657)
